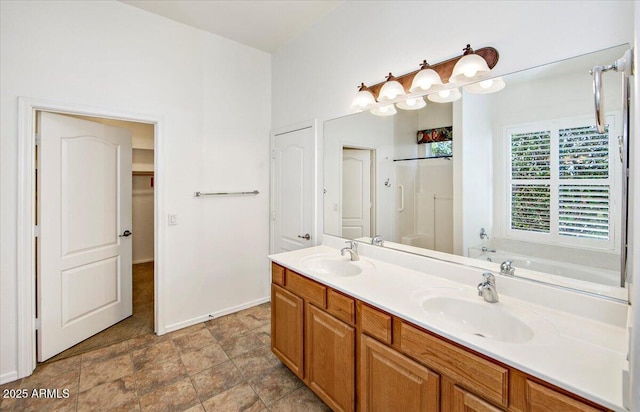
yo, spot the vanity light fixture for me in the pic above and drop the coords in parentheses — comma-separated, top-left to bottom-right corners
(449, 44, 492, 84)
(370, 104, 397, 116)
(377, 73, 406, 102)
(464, 77, 506, 94)
(354, 44, 499, 116)
(409, 60, 443, 93)
(427, 88, 462, 103)
(351, 83, 377, 110)
(396, 96, 427, 110)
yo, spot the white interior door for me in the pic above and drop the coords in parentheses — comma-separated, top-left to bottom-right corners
(37, 112, 132, 361)
(342, 149, 371, 239)
(272, 125, 315, 253)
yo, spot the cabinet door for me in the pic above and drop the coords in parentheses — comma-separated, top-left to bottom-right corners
(305, 303, 355, 412)
(360, 334, 440, 412)
(452, 385, 501, 412)
(525, 380, 603, 412)
(271, 284, 304, 378)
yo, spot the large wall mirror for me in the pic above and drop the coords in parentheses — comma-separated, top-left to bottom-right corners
(324, 44, 630, 300)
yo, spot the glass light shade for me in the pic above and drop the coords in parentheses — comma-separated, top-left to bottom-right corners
(409, 68, 443, 93)
(396, 97, 427, 111)
(351, 89, 377, 110)
(377, 80, 406, 102)
(427, 88, 461, 103)
(464, 77, 506, 94)
(370, 104, 397, 116)
(449, 54, 491, 84)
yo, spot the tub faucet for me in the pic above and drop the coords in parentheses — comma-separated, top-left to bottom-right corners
(500, 260, 515, 276)
(371, 235, 384, 246)
(478, 272, 499, 303)
(341, 241, 359, 261)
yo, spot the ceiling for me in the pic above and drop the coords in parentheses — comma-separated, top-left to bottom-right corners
(119, 0, 341, 53)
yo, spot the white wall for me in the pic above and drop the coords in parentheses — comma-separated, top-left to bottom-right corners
(0, 0, 271, 382)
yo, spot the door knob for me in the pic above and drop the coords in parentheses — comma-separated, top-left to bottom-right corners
(297, 233, 311, 240)
(119, 230, 132, 237)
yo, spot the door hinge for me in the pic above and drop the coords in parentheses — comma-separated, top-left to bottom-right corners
(34, 318, 40, 331)
(271, 210, 276, 220)
(271, 150, 277, 160)
(34, 134, 41, 146)
(34, 225, 40, 238)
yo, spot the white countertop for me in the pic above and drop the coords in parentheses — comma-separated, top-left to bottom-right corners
(269, 245, 629, 411)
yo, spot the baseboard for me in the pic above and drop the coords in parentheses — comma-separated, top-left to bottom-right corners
(161, 296, 270, 335)
(133, 258, 154, 265)
(0, 371, 19, 385)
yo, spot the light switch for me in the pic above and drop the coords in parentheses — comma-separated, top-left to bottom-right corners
(168, 214, 177, 225)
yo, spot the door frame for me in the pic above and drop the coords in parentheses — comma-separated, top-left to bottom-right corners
(269, 120, 318, 254)
(16, 97, 165, 378)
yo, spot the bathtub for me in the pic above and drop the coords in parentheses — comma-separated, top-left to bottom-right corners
(467, 247, 619, 287)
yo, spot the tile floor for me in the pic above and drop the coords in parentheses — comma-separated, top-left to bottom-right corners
(0, 303, 330, 411)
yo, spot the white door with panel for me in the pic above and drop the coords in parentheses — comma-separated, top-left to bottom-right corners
(37, 112, 133, 361)
(342, 149, 372, 239)
(272, 125, 315, 253)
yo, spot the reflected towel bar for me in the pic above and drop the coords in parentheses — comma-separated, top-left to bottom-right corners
(194, 190, 259, 197)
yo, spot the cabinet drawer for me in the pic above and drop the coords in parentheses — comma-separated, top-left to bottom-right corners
(286, 270, 326, 308)
(359, 303, 392, 345)
(271, 263, 285, 286)
(327, 289, 355, 325)
(526, 380, 603, 412)
(453, 385, 501, 412)
(399, 321, 509, 408)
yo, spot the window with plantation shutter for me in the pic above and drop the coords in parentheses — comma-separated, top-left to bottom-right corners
(506, 115, 618, 249)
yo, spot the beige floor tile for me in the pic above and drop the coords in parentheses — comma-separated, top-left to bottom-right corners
(133, 357, 188, 395)
(81, 341, 130, 367)
(0, 379, 22, 411)
(131, 340, 178, 371)
(180, 343, 229, 376)
(269, 386, 331, 412)
(126, 332, 169, 352)
(173, 329, 216, 354)
(230, 346, 281, 381)
(249, 364, 303, 406)
(219, 330, 266, 359)
(77, 375, 137, 412)
(235, 304, 271, 330)
(201, 383, 265, 412)
(182, 404, 206, 412)
(253, 324, 271, 345)
(79, 353, 133, 393)
(205, 315, 252, 342)
(138, 378, 200, 412)
(191, 361, 245, 402)
(21, 368, 80, 397)
(30, 356, 81, 381)
(11, 392, 78, 412)
(166, 323, 206, 340)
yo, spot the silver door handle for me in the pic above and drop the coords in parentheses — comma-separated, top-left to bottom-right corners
(297, 233, 311, 240)
(119, 230, 132, 237)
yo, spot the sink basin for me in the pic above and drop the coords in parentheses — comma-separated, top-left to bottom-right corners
(300, 254, 374, 277)
(415, 289, 535, 343)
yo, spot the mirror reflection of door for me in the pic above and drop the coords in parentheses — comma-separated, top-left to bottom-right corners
(342, 148, 374, 239)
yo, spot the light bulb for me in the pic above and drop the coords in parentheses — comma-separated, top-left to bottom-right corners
(463, 67, 478, 78)
(439, 89, 451, 98)
(479, 79, 494, 89)
(405, 98, 417, 107)
(380, 105, 390, 113)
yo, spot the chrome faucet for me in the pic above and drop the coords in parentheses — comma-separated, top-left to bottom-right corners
(477, 272, 499, 303)
(371, 235, 384, 246)
(340, 241, 359, 261)
(500, 260, 515, 276)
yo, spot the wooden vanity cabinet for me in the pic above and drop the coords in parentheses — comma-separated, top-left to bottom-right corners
(271, 264, 609, 412)
(360, 334, 440, 411)
(271, 266, 355, 412)
(271, 284, 304, 378)
(306, 303, 355, 412)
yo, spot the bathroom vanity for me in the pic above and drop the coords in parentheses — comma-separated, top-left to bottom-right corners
(269, 245, 627, 411)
